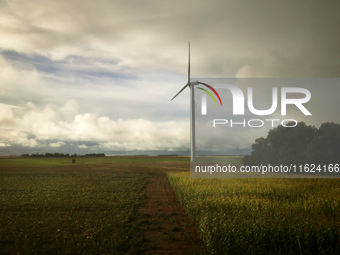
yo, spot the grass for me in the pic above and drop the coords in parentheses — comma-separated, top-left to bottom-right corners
(167, 171, 340, 254)
(0, 157, 152, 254)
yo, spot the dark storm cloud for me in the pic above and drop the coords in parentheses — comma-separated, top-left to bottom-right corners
(1, 0, 339, 77)
(1, 50, 136, 81)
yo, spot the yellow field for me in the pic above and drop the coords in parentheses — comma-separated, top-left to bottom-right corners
(168, 172, 340, 254)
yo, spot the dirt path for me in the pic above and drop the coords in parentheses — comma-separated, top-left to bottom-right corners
(138, 174, 203, 254)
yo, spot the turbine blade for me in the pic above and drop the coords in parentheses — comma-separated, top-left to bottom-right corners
(188, 41, 190, 85)
(171, 84, 189, 101)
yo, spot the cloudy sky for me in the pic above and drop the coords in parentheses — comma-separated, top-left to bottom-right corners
(0, 0, 339, 156)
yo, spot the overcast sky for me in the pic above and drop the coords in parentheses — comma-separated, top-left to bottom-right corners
(0, 0, 339, 156)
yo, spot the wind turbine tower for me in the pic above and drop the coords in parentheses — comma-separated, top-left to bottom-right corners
(171, 42, 199, 162)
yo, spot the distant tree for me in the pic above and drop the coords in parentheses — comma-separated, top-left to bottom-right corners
(242, 155, 251, 166)
(307, 122, 340, 164)
(242, 121, 339, 166)
(44, 153, 70, 157)
(266, 122, 317, 165)
(248, 137, 271, 165)
(30, 153, 44, 157)
(85, 153, 105, 157)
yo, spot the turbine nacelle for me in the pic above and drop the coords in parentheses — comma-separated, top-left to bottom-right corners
(189, 81, 199, 87)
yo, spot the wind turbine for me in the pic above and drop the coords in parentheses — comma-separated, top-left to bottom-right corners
(171, 42, 199, 162)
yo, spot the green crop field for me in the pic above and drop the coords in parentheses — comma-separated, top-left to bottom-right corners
(1, 156, 340, 254)
(0, 157, 153, 254)
(168, 171, 340, 254)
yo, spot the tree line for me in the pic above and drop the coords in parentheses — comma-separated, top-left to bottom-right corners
(243, 122, 340, 166)
(21, 153, 105, 157)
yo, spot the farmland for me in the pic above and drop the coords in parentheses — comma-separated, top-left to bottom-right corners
(0, 157, 153, 254)
(168, 171, 340, 254)
(1, 156, 340, 254)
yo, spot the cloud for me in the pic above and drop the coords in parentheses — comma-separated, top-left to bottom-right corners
(1, 0, 339, 77)
(78, 144, 88, 149)
(0, 101, 190, 152)
(236, 65, 252, 78)
(0, 129, 37, 147)
(49, 141, 65, 148)
(0, 142, 10, 147)
(0, 0, 339, 155)
(1, 50, 135, 82)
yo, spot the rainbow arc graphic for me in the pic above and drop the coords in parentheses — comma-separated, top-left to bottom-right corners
(196, 82, 222, 106)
